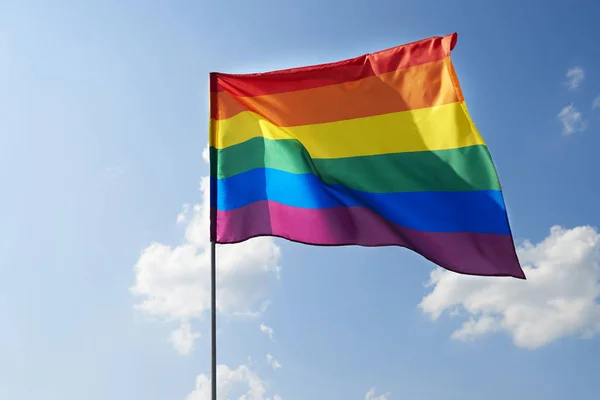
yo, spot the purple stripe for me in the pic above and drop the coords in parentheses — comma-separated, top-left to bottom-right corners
(215, 201, 525, 279)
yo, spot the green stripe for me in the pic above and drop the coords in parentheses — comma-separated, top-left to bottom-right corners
(210, 137, 500, 193)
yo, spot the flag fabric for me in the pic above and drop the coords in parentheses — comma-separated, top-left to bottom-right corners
(209, 33, 525, 279)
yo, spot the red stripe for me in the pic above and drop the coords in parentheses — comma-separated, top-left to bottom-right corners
(210, 33, 458, 97)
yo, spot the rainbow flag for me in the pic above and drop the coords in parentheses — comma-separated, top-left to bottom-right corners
(209, 33, 525, 279)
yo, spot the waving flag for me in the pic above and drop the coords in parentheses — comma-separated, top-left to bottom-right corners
(209, 33, 525, 279)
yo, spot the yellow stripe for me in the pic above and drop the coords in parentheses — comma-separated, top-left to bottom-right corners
(210, 101, 485, 158)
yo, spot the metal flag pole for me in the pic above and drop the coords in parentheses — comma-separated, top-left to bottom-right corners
(209, 72, 218, 399)
(210, 240, 217, 400)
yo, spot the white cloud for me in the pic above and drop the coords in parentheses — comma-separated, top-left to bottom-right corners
(565, 66, 584, 89)
(420, 225, 600, 349)
(266, 354, 282, 370)
(260, 323, 275, 340)
(593, 95, 600, 110)
(177, 204, 190, 224)
(202, 146, 210, 164)
(366, 388, 391, 400)
(131, 178, 281, 320)
(169, 322, 201, 355)
(186, 364, 281, 400)
(131, 146, 282, 352)
(557, 104, 588, 135)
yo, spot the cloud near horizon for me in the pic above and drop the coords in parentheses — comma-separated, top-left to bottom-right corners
(186, 363, 281, 400)
(420, 225, 600, 349)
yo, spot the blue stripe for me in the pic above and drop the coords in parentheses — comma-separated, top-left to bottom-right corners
(212, 168, 510, 234)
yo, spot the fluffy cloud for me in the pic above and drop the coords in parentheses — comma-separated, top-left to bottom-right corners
(420, 226, 600, 349)
(131, 148, 282, 353)
(176, 204, 190, 224)
(186, 364, 281, 400)
(169, 322, 201, 355)
(557, 104, 588, 135)
(365, 388, 391, 400)
(260, 323, 275, 340)
(266, 354, 282, 370)
(131, 178, 281, 319)
(593, 95, 600, 110)
(565, 66, 584, 89)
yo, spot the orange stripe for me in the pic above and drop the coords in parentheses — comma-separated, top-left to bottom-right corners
(212, 57, 460, 126)
(210, 33, 458, 96)
(445, 57, 465, 103)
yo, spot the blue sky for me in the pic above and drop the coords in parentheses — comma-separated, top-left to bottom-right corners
(1, 0, 600, 399)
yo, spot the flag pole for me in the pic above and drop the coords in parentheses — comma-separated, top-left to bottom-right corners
(209, 72, 217, 399)
(210, 240, 217, 400)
